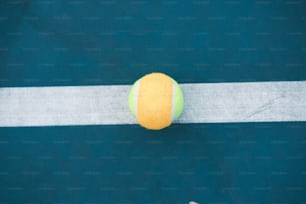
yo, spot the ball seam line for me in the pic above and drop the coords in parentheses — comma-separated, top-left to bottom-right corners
(134, 80, 140, 119)
(171, 81, 176, 121)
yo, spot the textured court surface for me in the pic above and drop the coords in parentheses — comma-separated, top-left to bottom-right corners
(1, 1, 306, 203)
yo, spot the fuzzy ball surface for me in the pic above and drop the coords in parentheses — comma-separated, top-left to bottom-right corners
(129, 73, 184, 130)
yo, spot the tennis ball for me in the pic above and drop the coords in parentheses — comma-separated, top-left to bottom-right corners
(129, 73, 184, 130)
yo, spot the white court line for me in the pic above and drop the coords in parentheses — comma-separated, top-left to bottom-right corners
(0, 81, 306, 127)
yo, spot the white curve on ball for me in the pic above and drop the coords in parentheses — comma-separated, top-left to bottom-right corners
(133, 81, 140, 119)
(171, 81, 176, 121)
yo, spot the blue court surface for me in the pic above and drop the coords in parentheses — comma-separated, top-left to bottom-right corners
(1, 1, 306, 203)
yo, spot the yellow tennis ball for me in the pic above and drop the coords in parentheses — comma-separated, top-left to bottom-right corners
(129, 73, 184, 130)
